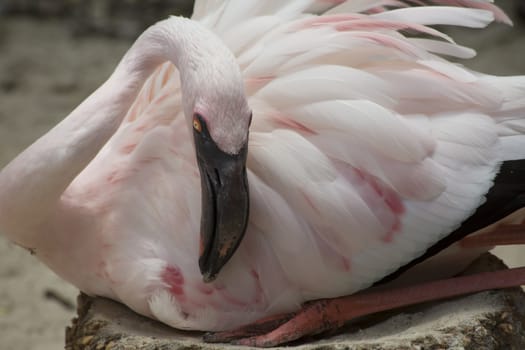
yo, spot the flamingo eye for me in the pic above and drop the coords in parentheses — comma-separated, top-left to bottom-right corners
(193, 115, 202, 133)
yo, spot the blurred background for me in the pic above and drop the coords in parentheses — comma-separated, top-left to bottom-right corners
(0, 1, 524, 349)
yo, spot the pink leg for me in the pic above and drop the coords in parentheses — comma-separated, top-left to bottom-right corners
(460, 224, 525, 248)
(206, 267, 525, 347)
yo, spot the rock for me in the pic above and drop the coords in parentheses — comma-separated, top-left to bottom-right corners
(65, 253, 525, 350)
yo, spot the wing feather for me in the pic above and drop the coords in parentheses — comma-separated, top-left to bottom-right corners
(256, 66, 394, 109)
(408, 38, 476, 59)
(372, 7, 494, 27)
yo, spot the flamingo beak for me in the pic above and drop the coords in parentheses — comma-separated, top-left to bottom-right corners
(194, 130, 249, 283)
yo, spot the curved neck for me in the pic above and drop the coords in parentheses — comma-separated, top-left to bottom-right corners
(0, 17, 218, 246)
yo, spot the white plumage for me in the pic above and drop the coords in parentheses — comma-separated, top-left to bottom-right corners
(0, 0, 524, 333)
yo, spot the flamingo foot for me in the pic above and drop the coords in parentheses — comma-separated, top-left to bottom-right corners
(203, 266, 525, 347)
(203, 312, 297, 344)
(204, 299, 342, 347)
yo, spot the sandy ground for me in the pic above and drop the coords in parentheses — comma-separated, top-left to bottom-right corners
(0, 1, 524, 349)
(0, 18, 131, 350)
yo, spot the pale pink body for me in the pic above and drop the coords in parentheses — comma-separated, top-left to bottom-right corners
(1, 0, 525, 331)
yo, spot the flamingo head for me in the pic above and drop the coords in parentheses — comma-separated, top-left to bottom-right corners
(182, 53, 252, 282)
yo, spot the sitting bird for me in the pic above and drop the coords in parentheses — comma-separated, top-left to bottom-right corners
(1, 0, 525, 346)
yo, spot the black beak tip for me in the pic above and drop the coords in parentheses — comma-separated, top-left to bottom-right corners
(199, 256, 221, 283)
(202, 271, 217, 283)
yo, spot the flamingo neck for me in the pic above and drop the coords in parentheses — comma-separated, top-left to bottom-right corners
(0, 17, 225, 247)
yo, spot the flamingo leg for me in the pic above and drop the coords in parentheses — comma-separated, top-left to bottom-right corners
(460, 224, 525, 248)
(205, 266, 525, 347)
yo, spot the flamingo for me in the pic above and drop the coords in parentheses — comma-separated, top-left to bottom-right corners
(1, 0, 525, 347)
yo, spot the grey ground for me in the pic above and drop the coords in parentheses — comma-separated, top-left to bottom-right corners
(0, 1, 524, 349)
